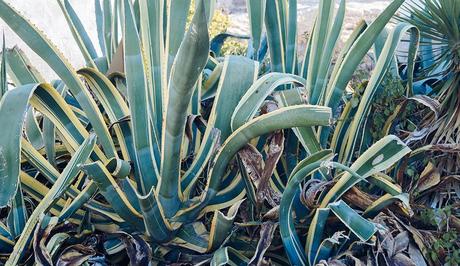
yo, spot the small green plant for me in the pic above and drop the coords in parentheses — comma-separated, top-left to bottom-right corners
(421, 206, 460, 265)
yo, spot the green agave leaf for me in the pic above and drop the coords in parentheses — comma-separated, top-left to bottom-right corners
(247, 0, 266, 60)
(56, 0, 98, 68)
(159, 0, 209, 217)
(21, 133, 115, 218)
(265, 0, 285, 72)
(0, 82, 110, 206)
(6, 134, 97, 266)
(363, 193, 410, 218)
(138, 188, 175, 243)
(182, 56, 258, 198)
(300, 21, 314, 79)
(329, 200, 377, 241)
(5, 33, 48, 151)
(231, 72, 305, 131)
(306, 208, 331, 266)
(165, 0, 192, 76)
(95, 0, 105, 57)
(323, 0, 404, 113)
(282, 162, 322, 265)
(80, 161, 144, 231)
(320, 135, 411, 207)
(181, 128, 221, 198)
(285, 0, 297, 74)
(139, 0, 164, 133)
(368, 172, 402, 196)
(7, 183, 27, 239)
(103, 0, 113, 63)
(176, 105, 331, 222)
(0, 236, 14, 254)
(78, 68, 142, 183)
(343, 23, 419, 163)
(24, 108, 44, 150)
(310, 0, 346, 105)
(306, 0, 334, 103)
(43, 81, 66, 167)
(207, 199, 243, 252)
(173, 222, 209, 253)
(4, 46, 44, 85)
(1, 33, 7, 98)
(280, 153, 352, 266)
(211, 246, 249, 266)
(0, 0, 117, 159)
(202, 174, 246, 214)
(173, 199, 242, 253)
(274, 88, 323, 155)
(122, 0, 160, 194)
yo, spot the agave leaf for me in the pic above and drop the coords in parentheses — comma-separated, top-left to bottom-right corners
(247, 0, 266, 60)
(265, 0, 285, 72)
(368, 172, 403, 196)
(182, 56, 257, 199)
(310, 0, 346, 105)
(306, 0, 334, 103)
(329, 200, 377, 241)
(202, 174, 246, 214)
(323, 0, 404, 114)
(211, 246, 249, 266)
(175, 105, 331, 222)
(6, 134, 97, 265)
(343, 23, 419, 163)
(20, 139, 117, 220)
(280, 153, 357, 266)
(122, 0, 160, 194)
(56, 0, 98, 68)
(285, 0, 297, 74)
(43, 81, 66, 167)
(0, 0, 118, 159)
(205, 106, 331, 206)
(4, 46, 44, 85)
(138, 188, 176, 243)
(5, 26, 49, 152)
(0, 83, 109, 206)
(306, 208, 331, 266)
(80, 161, 144, 231)
(103, 0, 113, 63)
(181, 128, 221, 198)
(6, 183, 27, 239)
(164, 0, 192, 77)
(1, 33, 7, 98)
(363, 193, 410, 218)
(207, 199, 243, 252)
(139, 0, 164, 133)
(320, 135, 411, 207)
(274, 88, 323, 155)
(231, 73, 305, 131)
(95, 0, 105, 57)
(159, 0, 209, 217)
(78, 68, 141, 183)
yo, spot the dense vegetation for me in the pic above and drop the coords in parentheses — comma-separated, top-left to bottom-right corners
(0, 0, 458, 265)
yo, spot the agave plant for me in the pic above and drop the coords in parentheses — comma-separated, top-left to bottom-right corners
(0, 0, 431, 264)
